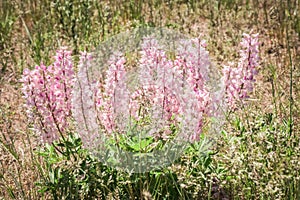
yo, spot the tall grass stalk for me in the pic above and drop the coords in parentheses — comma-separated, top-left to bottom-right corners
(285, 3, 294, 139)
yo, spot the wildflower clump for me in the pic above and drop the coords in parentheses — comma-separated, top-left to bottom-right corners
(21, 33, 259, 144)
(91, 37, 213, 142)
(20, 48, 74, 143)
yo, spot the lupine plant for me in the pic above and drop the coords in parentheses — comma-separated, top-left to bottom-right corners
(21, 33, 259, 145)
(222, 33, 259, 109)
(19, 32, 259, 199)
(20, 47, 74, 143)
(93, 37, 209, 142)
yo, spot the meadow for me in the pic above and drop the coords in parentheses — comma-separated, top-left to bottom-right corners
(0, 0, 299, 199)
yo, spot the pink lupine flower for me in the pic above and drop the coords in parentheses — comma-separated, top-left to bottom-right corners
(20, 48, 74, 143)
(172, 38, 213, 140)
(71, 51, 100, 148)
(223, 33, 259, 109)
(129, 36, 214, 141)
(134, 38, 184, 139)
(95, 52, 130, 134)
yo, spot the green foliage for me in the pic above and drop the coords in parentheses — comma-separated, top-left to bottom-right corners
(217, 114, 300, 199)
(36, 134, 118, 199)
(25, 109, 300, 200)
(35, 132, 223, 199)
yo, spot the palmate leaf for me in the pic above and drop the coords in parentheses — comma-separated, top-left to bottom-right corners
(117, 134, 155, 153)
(128, 136, 154, 152)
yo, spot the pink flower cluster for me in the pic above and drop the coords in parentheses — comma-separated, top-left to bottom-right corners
(20, 48, 74, 143)
(92, 37, 213, 141)
(95, 53, 130, 134)
(222, 33, 259, 109)
(174, 38, 212, 139)
(71, 51, 100, 148)
(136, 37, 182, 122)
(21, 32, 259, 144)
